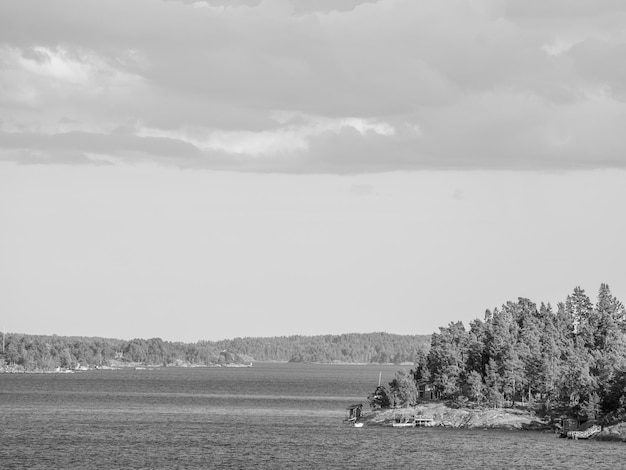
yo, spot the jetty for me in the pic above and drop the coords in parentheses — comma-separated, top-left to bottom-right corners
(567, 425, 602, 440)
(555, 417, 602, 440)
(414, 415, 435, 427)
(391, 414, 435, 427)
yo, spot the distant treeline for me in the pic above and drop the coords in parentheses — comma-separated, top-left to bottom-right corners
(375, 284, 626, 423)
(213, 332, 431, 364)
(0, 331, 431, 371)
(0, 335, 241, 370)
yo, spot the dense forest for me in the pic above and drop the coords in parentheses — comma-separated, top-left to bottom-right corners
(373, 284, 626, 423)
(0, 332, 430, 370)
(213, 332, 430, 363)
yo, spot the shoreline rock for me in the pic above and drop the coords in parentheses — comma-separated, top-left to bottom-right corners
(361, 402, 552, 430)
(594, 423, 626, 442)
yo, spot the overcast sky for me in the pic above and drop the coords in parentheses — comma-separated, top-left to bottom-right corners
(1, 0, 625, 342)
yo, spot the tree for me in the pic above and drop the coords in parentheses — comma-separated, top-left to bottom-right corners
(427, 322, 468, 399)
(59, 348, 74, 369)
(581, 392, 601, 421)
(566, 286, 594, 347)
(4, 341, 19, 365)
(485, 358, 504, 408)
(557, 345, 595, 405)
(466, 370, 486, 404)
(368, 385, 391, 409)
(388, 370, 419, 407)
(601, 370, 626, 421)
(537, 305, 560, 399)
(466, 319, 487, 375)
(502, 349, 526, 405)
(411, 346, 430, 382)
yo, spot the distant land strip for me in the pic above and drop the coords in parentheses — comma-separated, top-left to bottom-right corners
(0, 332, 431, 371)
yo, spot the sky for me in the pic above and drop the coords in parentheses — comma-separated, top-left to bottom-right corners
(1, 0, 625, 342)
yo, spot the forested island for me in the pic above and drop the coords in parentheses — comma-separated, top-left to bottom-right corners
(0, 331, 429, 371)
(366, 284, 626, 437)
(3, 282, 626, 433)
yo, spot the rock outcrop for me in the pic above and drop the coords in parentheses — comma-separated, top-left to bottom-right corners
(362, 403, 550, 430)
(594, 422, 626, 442)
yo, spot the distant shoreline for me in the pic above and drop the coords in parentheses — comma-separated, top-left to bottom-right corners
(0, 361, 253, 374)
(0, 360, 408, 374)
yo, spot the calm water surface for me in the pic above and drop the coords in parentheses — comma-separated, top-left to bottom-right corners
(1, 363, 623, 469)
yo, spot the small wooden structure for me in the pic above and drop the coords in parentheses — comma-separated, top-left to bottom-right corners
(417, 382, 438, 400)
(414, 415, 435, 427)
(555, 417, 579, 438)
(392, 416, 416, 427)
(391, 414, 435, 427)
(568, 425, 601, 440)
(345, 404, 363, 423)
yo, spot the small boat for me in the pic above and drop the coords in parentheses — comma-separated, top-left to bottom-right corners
(354, 421, 364, 428)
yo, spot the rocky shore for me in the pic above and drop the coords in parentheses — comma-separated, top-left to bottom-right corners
(361, 403, 551, 430)
(359, 403, 626, 442)
(595, 423, 626, 442)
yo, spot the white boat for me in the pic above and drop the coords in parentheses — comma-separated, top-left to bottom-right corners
(354, 422, 364, 428)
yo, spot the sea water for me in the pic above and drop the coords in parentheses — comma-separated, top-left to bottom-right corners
(0, 363, 623, 469)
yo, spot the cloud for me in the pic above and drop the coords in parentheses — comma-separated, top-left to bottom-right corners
(0, 0, 625, 173)
(137, 114, 395, 157)
(504, 0, 626, 20)
(0, 130, 205, 167)
(568, 39, 626, 100)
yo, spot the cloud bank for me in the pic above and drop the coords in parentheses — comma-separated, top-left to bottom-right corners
(1, 0, 625, 173)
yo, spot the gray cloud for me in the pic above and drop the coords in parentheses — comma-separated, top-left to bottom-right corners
(504, 0, 626, 19)
(0, 131, 201, 157)
(1, 0, 625, 173)
(568, 38, 626, 100)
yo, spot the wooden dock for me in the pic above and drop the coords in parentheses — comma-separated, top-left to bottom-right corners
(414, 415, 435, 427)
(567, 425, 601, 440)
(391, 414, 435, 427)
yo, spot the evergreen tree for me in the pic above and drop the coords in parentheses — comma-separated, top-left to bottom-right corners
(388, 370, 418, 407)
(427, 322, 468, 399)
(466, 370, 486, 404)
(368, 385, 391, 409)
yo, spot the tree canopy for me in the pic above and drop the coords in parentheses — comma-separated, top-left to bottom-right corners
(372, 284, 626, 423)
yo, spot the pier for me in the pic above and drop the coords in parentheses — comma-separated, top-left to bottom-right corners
(414, 415, 435, 427)
(567, 425, 601, 440)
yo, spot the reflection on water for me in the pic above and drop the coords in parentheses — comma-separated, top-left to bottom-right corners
(1, 363, 623, 469)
